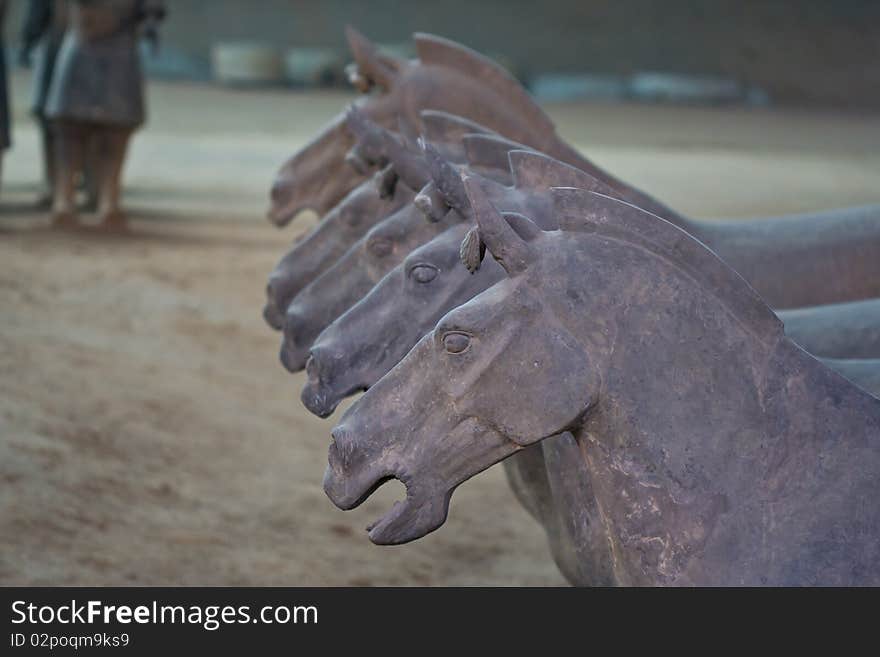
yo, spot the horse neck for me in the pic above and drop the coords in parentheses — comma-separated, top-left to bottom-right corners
(403, 62, 692, 230)
(573, 319, 880, 584)
(544, 138, 693, 230)
(542, 235, 880, 584)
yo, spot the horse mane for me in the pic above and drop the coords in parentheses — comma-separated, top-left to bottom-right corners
(414, 33, 557, 136)
(552, 187, 783, 342)
(420, 110, 495, 144)
(462, 134, 529, 173)
(507, 150, 617, 195)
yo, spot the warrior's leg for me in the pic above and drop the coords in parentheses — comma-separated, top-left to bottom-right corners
(51, 121, 85, 227)
(81, 133, 99, 211)
(36, 118, 55, 208)
(97, 127, 132, 228)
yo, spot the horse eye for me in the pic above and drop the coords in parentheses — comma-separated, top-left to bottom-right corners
(410, 264, 438, 284)
(368, 238, 393, 257)
(443, 331, 471, 354)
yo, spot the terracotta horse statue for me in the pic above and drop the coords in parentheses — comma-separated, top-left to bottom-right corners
(263, 109, 513, 329)
(406, 120, 880, 311)
(322, 174, 880, 586)
(270, 28, 880, 308)
(302, 141, 880, 417)
(301, 144, 621, 416)
(267, 27, 677, 227)
(279, 196, 466, 372)
(277, 123, 529, 371)
(777, 298, 880, 360)
(263, 166, 414, 330)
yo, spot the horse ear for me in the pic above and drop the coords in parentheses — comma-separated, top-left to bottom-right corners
(462, 175, 532, 276)
(463, 134, 527, 174)
(383, 132, 430, 191)
(345, 148, 370, 174)
(504, 212, 543, 242)
(413, 32, 556, 136)
(374, 164, 399, 199)
(459, 225, 486, 273)
(414, 181, 449, 222)
(509, 150, 614, 195)
(417, 139, 468, 217)
(345, 25, 404, 91)
(344, 106, 378, 172)
(420, 110, 494, 144)
(458, 212, 541, 273)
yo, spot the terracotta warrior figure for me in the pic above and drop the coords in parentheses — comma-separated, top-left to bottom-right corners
(20, 0, 73, 206)
(0, 0, 10, 190)
(45, 0, 165, 228)
(323, 176, 880, 585)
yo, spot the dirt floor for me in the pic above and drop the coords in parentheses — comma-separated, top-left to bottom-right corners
(2, 72, 879, 586)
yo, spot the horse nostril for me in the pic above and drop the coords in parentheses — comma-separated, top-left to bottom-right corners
(283, 309, 306, 346)
(305, 354, 319, 378)
(270, 177, 291, 204)
(263, 280, 281, 328)
(263, 302, 284, 331)
(266, 274, 289, 308)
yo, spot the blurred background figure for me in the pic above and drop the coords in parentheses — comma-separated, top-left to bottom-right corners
(0, 0, 11, 192)
(45, 0, 165, 228)
(19, 0, 71, 208)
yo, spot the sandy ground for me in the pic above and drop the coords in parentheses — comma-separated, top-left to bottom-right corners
(2, 72, 879, 586)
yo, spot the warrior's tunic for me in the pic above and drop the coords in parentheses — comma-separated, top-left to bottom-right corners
(45, 0, 146, 128)
(0, 0, 10, 149)
(21, 0, 69, 119)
